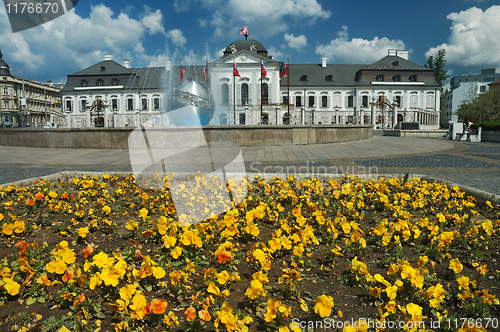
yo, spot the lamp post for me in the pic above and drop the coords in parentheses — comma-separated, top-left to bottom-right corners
(1, 66, 27, 127)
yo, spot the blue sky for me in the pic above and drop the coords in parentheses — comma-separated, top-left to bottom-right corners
(1, 0, 499, 83)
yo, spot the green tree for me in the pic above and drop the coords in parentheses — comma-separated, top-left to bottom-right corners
(456, 86, 500, 123)
(425, 49, 449, 91)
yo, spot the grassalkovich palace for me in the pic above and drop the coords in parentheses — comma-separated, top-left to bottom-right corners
(5, 38, 442, 129)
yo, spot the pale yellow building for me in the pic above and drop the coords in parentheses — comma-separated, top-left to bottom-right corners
(0, 49, 63, 127)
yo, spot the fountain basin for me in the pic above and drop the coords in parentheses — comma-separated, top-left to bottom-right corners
(0, 125, 372, 149)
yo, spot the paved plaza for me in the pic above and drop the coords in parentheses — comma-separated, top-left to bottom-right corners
(0, 134, 499, 197)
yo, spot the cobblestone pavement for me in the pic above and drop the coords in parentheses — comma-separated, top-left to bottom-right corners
(0, 136, 498, 196)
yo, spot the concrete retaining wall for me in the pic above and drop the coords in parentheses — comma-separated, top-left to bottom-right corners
(481, 130, 500, 143)
(0, 125, 372, 149)
(383, 129, 449, 138)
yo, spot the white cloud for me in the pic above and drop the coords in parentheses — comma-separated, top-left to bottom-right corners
(206, 0, 330, 39)
(0, 4, 168, 82)
(426, 5, 500, 69)
(267, 46, 284, 61)
(284, 33, 307, 50)
(141, 8, 165, 35)
(315, 26, 406, 63)
(167, 29, 187, 47)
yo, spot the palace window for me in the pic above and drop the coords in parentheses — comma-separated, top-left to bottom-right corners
(325, 75, 333, 82)
(362, 95, 368, 107)
(221, 83, 229, 106)
(300, 75, 308, 82)
(96, 79, 104, 86)
(127, 98, 134, 110)
(282, 95, 289, 104)
(376, 74, 385, 82)
(321, 95, 328, 108)
(347, 96, 354, 107)
(81, 80, 88, 87)
(393, 75, 401, 82)
(261, 112, 269, 124)
(283, 113, 290, 124)
(296, 96, 302, 107)
(409, 75, 418, 82)
(262, 83, 268, 104)
(239, 113, 246, 125)
(80, 99, 87, 111)
(141, 98, 147, 110)
(308, 96, 315, 107)
(111, 78, 119, 86)
(112, 99, 118, 110)
(66, 100, 72, 112)
(4, 101, 9, 109)
(394, 96, 402, 107)
(241, 83, 249, 105)
(153, 98, 160, 110)
(3, 87, 8, 95)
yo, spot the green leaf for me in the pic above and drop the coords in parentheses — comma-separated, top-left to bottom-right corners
(37, 296, 46, 303)
(26, 297, 36, 305)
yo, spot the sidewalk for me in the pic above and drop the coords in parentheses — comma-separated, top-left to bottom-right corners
(0, 136, 499, 196)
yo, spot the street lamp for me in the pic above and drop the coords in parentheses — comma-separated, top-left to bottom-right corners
(1, 66, 27, 127)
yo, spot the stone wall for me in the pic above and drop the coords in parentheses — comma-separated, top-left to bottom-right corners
(481, 130, 500, 143)
(0, 125, 372, 149)
(383, 130, 449, 138)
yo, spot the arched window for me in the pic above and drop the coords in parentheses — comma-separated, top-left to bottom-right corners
(241, 83, 249, 105)
(261, 112, 269, 124)
(362, 95, 368, 107)
(283, 113, 291, 124)
(221, 84, 229, 106)
(262, 83, 268, 104)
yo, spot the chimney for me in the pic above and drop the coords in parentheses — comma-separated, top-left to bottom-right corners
(165, 60, 171, 71)
(388, 49, 397, 56)
(123, 60, 130, 68)
(104, 54, 113, 61)
(396, 50, 408, 60)
(321, 56, 327, 68)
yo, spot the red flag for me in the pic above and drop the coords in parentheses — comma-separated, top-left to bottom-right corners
(233, 63, 241, 77)
(203, 62, 207, 82)
(261, 59, 267, 78)
(240, 26, 248, 36)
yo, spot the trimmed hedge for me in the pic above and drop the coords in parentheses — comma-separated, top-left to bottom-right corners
(471, 119, 500, 131)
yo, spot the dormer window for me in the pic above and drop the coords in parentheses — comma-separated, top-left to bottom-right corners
(392, 61, 399, 66)
(376, 74, 385, 82)
(100, 66, 106, 72)
(81, 79, 88, 87)
(325, 75, 333, 82)
(96, 79, 104, 86)
(300, 75, 308, 82)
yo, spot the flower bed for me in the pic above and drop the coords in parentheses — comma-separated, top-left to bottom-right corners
(0, 173, 499, 332)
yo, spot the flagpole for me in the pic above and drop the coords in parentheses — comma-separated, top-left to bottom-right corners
(233, 56, 236, 125)
(287, 55, 290, 120)
(180, 56, 183, 82)
(260, 55, 263, 124)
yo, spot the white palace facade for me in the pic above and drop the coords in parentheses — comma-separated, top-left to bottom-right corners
(61, 39, 440, 129)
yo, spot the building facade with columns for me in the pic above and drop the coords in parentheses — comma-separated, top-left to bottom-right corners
(62, 40, 440, 129)
(0, 49, 63, 128)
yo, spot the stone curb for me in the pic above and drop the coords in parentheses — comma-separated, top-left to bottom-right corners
(1, 171, 498, 206)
